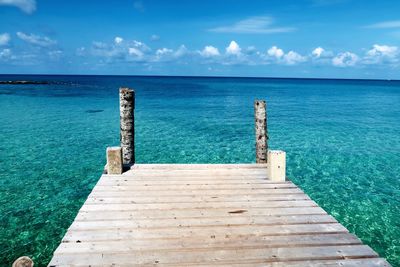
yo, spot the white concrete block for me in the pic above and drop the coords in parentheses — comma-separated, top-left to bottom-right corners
(267, 150, 286, 181)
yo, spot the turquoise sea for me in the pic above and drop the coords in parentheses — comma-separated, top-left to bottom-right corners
(0, 75, 399, 266)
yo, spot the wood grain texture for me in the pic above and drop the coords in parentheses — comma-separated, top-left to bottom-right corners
(49, 164, 390, 266)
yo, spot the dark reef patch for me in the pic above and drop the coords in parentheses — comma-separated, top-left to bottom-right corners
(85, 109, 104, 113)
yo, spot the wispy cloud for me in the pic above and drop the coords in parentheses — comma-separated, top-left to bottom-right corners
(16, 32, 57, 47)
(151, 34, 160, 41)
(364, 20, 400, 29)
(0, 48, 13, 61)
(0, 0, 36, 14)
(0, 33, 10, 46)
(90, 38, 153, 63)
(208, 16, 295, 34)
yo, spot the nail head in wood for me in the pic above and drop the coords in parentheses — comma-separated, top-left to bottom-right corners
(106, 146, 123, 174)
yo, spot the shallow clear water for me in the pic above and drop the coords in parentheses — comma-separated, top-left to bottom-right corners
(0, 75, 399, 266)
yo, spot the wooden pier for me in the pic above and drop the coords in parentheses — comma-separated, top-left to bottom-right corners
(46, 88, 390, 267)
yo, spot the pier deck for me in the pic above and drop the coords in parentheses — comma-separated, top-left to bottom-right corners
(49, 164, 390, 266)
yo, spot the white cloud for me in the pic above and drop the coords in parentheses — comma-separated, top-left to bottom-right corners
(364, 44, 398, 64)
(48, 50, 63, 60)
(90, 38, 151, 62)
(91, 42, 121, 58)
(156, 48, 173, 56)
(152, 45, 190, 62)
(84, 38, 400, 69)
(128, 47, 144, 58)
(0, 0, 36, 14)
(366, 44, 398, 58)
(89, 37, 156, 64)
(114, 37, 123, 44)
(0, 48, 12, 60)
(132, 40, 150, 52)
(246, 46, 257, 54)
(310, 47, 334, 65)
(267, 46, 284, 58)
(16, 32, 56, 47)
(174, 45, 188, 57)
(283, 51, 307, 65)
(266, 46, 306, 65)
(76, 47, 86, 56)
(365, 20, 400, 29)
(209, 16, 295, 34)
(0, 33, 10, 46)
(226, 41, 241, 55)
(200, 45, 220, 57)
(312, 47, 325, 58)
(332, 52, 359, 67)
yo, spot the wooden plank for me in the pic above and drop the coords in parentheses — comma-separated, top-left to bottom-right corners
(93, 184, 297, 191)
(126, 168, 267, 176)
(74, 207, 328, 221)
(53, 233, 361, 254)
(89, 188, 305, 197)
(49, 258, 391, 267)
(79, 200, 317, 211)
(68, 214, 337, 230)
(62, 223, 348, 242)
(85, 194, 311, 204)
(192, 258, 390, 267)
(118, 175, 270, 180)
(48, 245, 378, 265)
(88, 190, 306, 198)
(105, 178, 272, 183)
(96, 178, 296, 188)
(119, 170, 269, 178)
(96, 178, 293, 186)
(130, 164, 269, 170)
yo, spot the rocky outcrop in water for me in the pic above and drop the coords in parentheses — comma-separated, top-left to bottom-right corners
(0, 80, 50, 85)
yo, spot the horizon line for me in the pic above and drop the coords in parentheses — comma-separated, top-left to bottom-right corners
(0, 73, 399, 82)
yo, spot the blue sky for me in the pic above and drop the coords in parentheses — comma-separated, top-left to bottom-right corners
(1, 0, 400, 79)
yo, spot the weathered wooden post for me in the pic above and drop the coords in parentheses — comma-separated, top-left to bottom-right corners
(119, 88, 135, 165)
(254, 100, 268, 163)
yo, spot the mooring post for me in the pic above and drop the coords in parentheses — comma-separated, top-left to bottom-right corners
(119, 88, 135, 166)
(254, 100, 268, 163)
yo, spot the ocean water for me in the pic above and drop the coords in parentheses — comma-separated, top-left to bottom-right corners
(0, 75, 399, 266)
